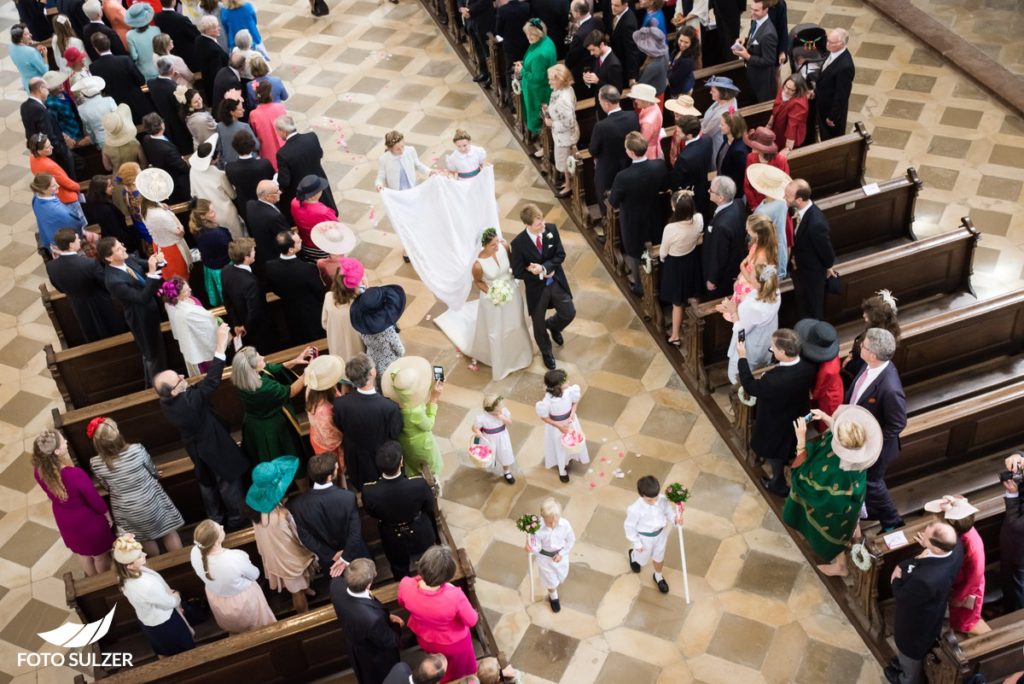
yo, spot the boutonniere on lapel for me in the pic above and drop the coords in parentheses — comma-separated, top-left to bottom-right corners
(545, 232, 553, 240)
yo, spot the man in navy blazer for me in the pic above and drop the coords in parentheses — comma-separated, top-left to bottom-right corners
(733, 0, 778, 103)
(702, 176, 747, 299)
(815, 28, 855, 141)
(670, 116, 714, 223)
(590, 86, 640, 209)
(155, 0, 201, 71)
(46, 229, 126, 342)
(845, 328, 907, 531)
(786, 179, 836, 320)
(330, 558, 402, 684)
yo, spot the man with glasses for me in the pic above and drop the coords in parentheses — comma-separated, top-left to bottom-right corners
(814, 28, 855, 140)
(701, 175, 746, 298)
(155, 323, 249, 531)
(246, 180, 291, 282)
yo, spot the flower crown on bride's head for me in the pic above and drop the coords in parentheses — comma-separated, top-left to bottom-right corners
(480, 227, 498, 247)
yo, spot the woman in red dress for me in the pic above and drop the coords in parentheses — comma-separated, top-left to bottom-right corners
(767, 75, 810, 154)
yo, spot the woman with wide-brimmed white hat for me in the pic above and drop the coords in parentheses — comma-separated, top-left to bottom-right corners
(137, 167, 193, 282)
(72, 76, 116, 148)
(747, 162, 793, 278)
(189, 133, 244, 238)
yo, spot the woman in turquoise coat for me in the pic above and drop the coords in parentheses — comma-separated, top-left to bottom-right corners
(518, 18, 557, 136)
(231, 345, 314, 471)
(381, 357, 444, 479)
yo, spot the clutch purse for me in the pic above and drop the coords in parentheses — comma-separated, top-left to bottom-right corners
(826, 271, 842, 295)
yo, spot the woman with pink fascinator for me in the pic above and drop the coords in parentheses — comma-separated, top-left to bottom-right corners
(321, 255, 367, 360)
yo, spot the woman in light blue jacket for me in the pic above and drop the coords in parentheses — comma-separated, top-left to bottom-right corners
(125, 4, 160, 81)
(10, 23, 47, 93)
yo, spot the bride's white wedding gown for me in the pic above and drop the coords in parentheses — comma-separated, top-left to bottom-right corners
(465, 248, 534, 380)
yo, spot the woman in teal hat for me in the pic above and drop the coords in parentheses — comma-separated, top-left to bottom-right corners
(124, 3, 160, 81)
(245, 456, 318, 613)
(382, 356, 444, 480)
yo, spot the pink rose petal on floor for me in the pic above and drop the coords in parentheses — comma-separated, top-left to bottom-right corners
(618, 453, 625, 458)
(598, 472, 605, 478)
(589, 482, 597, 489)
(368, 208, 376, 220)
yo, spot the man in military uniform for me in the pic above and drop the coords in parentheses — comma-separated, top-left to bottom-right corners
(361, 441, 438, 579)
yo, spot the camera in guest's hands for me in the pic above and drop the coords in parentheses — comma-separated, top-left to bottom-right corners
(999, 463, 1024, 488)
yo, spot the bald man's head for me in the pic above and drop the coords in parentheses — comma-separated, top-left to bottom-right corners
(153, 370, 182, 398)
(924, 521, 958, 553)
(256, 180, 280, 200)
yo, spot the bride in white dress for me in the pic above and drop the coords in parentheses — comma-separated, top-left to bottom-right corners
(465, 229, 534, 380)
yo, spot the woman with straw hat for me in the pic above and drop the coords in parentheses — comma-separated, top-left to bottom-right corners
(783, 405, 882, 577)
(742, 126, 790, 209)
(72, 76, 116, 147)
(102, 104, 145, 176)
(244, 456, 319, 614)
(321, 256, 366, 360)
(664, 93, 701, 166)
(629, 82, 662, 160)
(125, 3, 159, 80)
(746, 162, 793, 278)
(137, 166, 192, 282)
(112, 533, 195, 656)
(382, 356, 444, 479)
(304, 354, 350, 482)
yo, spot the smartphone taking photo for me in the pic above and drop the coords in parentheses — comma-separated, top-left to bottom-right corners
(433, 366, 445, 382)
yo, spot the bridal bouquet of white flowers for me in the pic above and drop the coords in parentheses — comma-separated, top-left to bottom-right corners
(488, 279, 514, 306)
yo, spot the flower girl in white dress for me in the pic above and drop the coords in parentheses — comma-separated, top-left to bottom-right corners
(471, 394, 517, 485)
(535, 369, 589, 483)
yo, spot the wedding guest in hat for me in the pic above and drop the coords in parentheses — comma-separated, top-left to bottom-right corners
(743, 127, 790, 209)
(659, 190, 703, 346)
(245, 456, 319, 614)
(112, 534, 195, 656)
(102, 105, 145, 176)
(783, 405, 882, 577)
(382, 356, 444, 480)
(664, 93, 701, 166)
(526, 498, 575, 612)
(841, 290, 901, 389)
(125, 3, 160, 81)
(321, 257, 367, 359)
(746, 163, 793, 277)
(42, 71, 86, 145)
(159, 276, 218, 376)
(311, 221, 358, 287)
(190, 133, 244, 238)
(795, 319, 843, 431)
(925, 495, 987, 635)
(291, 175, 337, 262)
(140, 113, 191, 203)
(632, 27, 669, 98)
(350, 284, 407, 383)
(63, 46, 91, 91)
(304, 355, 350, 481)
(716, 110, 750, 193)
(768, 74, 810, 154)
(137, 166, 192, 281)
(700, 75, 739, 161)
(667, 25, 699, 98)
(231, 343, 316, 468)
(72, 76, 116, 147)
(266, 230, 326, 345)
(629, 82, 663, 160)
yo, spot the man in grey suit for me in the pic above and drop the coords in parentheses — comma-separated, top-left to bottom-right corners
(732, 0, 779, 103)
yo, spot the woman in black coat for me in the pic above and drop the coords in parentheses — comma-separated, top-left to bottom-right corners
(716, 111, 751, 197)
(84, 175, 142, 256)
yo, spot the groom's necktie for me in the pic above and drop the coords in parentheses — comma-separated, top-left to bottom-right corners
(535, 235, 543, 252)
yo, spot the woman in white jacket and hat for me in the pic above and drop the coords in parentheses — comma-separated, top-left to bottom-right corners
(189, 134, 244, 238)
(159, 276, 219, 376)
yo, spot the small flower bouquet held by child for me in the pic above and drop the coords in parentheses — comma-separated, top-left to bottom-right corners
(665, 482, 690, 505)
(487, 279, 514, 306)
(515, 514, 541, 535)
(560, 430, 585, 454)
(468, 437, 494, 469)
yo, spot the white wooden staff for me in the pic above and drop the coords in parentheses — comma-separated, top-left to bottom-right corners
(527, 535, 536, 602)
(676, 503, 691, 604)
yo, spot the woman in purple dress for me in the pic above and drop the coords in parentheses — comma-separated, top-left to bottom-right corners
(33, 429, 115, 576)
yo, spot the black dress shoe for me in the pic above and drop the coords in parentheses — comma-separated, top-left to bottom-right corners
(549, 596, 561, 613)
(628, 549, 640, 573)
(558, 472, 569, 483)
(473, 73, 489, 83)
(654, 574, 669, 594)
(542, 353, 556, 370)
(759, 476, 789, 497)
(503, 473, 516, 485)
(547, 322, 564, 346)
(630, 283, 643, 296)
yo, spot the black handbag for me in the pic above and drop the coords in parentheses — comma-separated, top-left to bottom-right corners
(311, 0, 330, 16)
(826, 271, 842, 295)
(181, 597, 211, 625)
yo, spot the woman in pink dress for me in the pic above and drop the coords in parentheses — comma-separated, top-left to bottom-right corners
(33, 429, 115, 576)
(398, 546, 479, 683)
(248, 81, 286, 171)
(727, 213, 778, 306)
(304, 354, 349, 485)
(929, 496, 987, 635)
(630, 82, 663, 160)
(291, 175, 337, 262)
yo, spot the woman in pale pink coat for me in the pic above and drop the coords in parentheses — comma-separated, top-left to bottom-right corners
(248, 81, 286, 171)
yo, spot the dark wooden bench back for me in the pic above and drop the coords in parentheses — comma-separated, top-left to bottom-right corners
(787, 121, 871, 197)
(691, 60, 755, 111)
(817, 168, 921, 255)
(928, 608, 1024, 684)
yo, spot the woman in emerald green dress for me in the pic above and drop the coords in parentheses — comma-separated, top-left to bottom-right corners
(782, 405, 882, 577)
(517, 18, 557, 139)
(381, 356, 444, 480)
(231, 345, 316, 470)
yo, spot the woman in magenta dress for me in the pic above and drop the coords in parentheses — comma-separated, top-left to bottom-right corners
(398, 545, 479, 683)
(33, 429, 115, 576)
(248, 80, 286, 171)
(928, 495, 987, 634)
(290, 175, 337, 262)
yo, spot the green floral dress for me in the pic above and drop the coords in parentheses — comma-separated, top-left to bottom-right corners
(399, 402, 443, 479)
(782, 432, 867, 561)
(521, 36, 557, 134)
(238, 363, 307, 471)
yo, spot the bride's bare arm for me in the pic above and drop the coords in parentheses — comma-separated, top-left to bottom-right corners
(472, 260, 489, 294)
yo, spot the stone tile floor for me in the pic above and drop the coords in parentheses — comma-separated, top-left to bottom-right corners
(0, 0, 1022, 681)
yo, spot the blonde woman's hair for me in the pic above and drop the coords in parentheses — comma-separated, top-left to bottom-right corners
(113, 536, 144, 588)
(746, 213, 779, 268)
(231, 346, 264, 392)
(189, 198, 214, 234)
(249, 53, 270, 78)
(523, 20, 547, 41)
(835, 420, 867, 450)
(193, 520, 220, 581)
(153, 33, 172, 56)
(32, 430, 68, 501)
(547, 63, 574, 89)
(755, 263, 779, 303)
(92, 418, 128, 470)
(540, 497, 562, 518)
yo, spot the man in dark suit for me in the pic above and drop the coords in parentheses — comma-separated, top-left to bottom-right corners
(221, 237, 274, 352)
(140, 114, 191, 203)
(211, 53, 245, 112)
(148, 59, 194, 154)
(609, 131, 668, 296)
(814, 28, 855, 140)
(510, 204, 576, 372)
(384, 655, 448, 684)
(494, 0, 531, 95)
(702, 175, 746, 298)
(155, 0, 201, 71)
(888, 521, 963, 684)
(710, 0, 744, 64)
(82, 3, 127, 61)
(565, 0, 601, 99)
(670, 116, 714, 222)
(845, 328, 908, 531)
(57, 0, 90, 42)
(226, 134, 274, 216)
(737, 329, 817, 496)
(274, 115, 337, 222)
(531, 0, 571, 59)
(459, 0, 496, 87)
(290, 454, 371, 577)
(606, 0, 642, 83)
(1000, 453, 1024, 613)
(89, 33, 154, 124)
(733, 0, 778, 103)
(245, 180, 292, 280)
(264, 231, 325, 345)
(362, 442, 438, 579)
(155, 324, 248, 531)
(332, 354, 404, 491)
(786, 178, 836, 320)
(97, 237, 167, 386)
(331, 559, 404, 684)
(46, 229, 126, 342)
(590, 85, 640, 209)
(193, 16, 229, 103)
(22, 79, 75, 177)
(582, 31, 625, 105)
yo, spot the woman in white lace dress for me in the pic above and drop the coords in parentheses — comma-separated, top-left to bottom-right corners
(466, 228, 533, 380)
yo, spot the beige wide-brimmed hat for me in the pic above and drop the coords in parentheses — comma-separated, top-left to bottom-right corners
(311, 221, 357, 256)
(71, 75, 106, 98)
(629, 83, 658, 105)
(102, 104, 137, 147)
(665, 94, 701, 117)
(136, 167, 174, 202)
(746, 163, 793, 201)
(304, 354, 346, 391)
(43, 70, 69, 91)
(381, 356, 433, 409)
(924, 495, 980, 520)
(190, 132, 218, 172)
(830, 405, 883, 471)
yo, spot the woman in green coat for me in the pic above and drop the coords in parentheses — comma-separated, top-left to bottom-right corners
(231, 345, 315, 470)
(381, 356, 444, 480)
(518, 18, 557, 137)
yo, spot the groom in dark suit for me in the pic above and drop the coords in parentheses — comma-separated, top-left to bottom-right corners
(510, 204, 576, 370)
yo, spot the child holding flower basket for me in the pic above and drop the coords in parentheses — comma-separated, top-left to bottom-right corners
(523, 498, 575, 613)
(625, 475, 683, 594)
(471, 394, 517, 485)
(535, 369, 589, 483)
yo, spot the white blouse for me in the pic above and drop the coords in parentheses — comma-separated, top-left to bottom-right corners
(446, 145, 486, 174)
(122, 566, 180, 626)
(190, 546, 261, 597)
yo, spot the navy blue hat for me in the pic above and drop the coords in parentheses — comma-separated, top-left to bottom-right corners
(296, 175, 329, 200)
(349, 285, 406, 335)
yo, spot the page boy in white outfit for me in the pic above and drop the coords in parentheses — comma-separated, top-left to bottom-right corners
(625, 475, 681, 594)
(526, 498, 575, 612)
